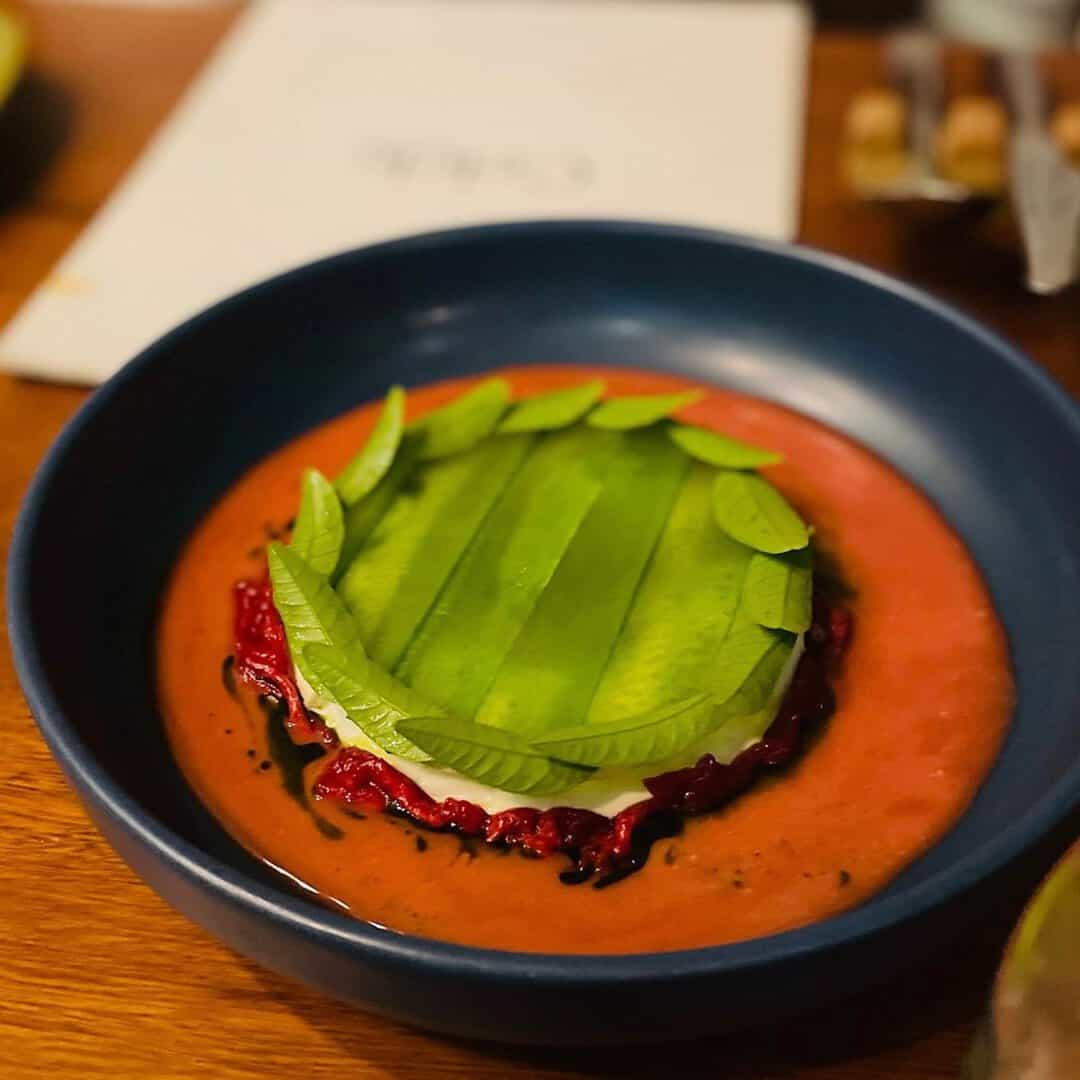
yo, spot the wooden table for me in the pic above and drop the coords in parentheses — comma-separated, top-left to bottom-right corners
(2, 4, 1078, 1078)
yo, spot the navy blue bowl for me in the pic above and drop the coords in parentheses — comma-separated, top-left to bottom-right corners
(9, 222, 1080, 1045)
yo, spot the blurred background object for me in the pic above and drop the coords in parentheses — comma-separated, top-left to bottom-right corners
(929, 0, 1080, 49)
(843, 86, 910, 189)
(839, 0, 1080, 292)
(0, 0, 810, 384)
(936, 94, 1009, 192)
(0, 6, 26, 109)
(974, 841, 1080, 1078)
(1051, 99, 1080, 162)
(1001, 50, 1080, 293)
(814, 0, 920, 25)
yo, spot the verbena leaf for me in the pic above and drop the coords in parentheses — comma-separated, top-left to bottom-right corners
(586, 390, 704, 430)
(668, 424, 782, 469)
(411, 378, 510, 460)
(532, 693, 716, 767)
(712, 470, 809, 554)
(744, 548, 813, 633)
(586, 465, 749, 722)
(713, 621, 796, 714)
(267, 542, 360, 693)
(496, 380, 606, 433)
(475, 427, 687, 736)
(335, 385, 406, 505)
(717, 626, 794, 717)
(289, 468, 344, 577)
(699, 698, 783, 767)
(395, 427, 603, 717)
(337, 436, 420, 573)
(302, 643, 433, 762)
(395, 716, 593, 795)
(339, 434, 533, 668)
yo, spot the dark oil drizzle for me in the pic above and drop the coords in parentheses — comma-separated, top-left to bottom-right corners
(588, 811, 683, 890)
(258, 695, 344, 841)
(312, 816, 345, 840)
(221, 655, 238, 698)
(263, 520, 291, 542)
(558, 866, 593, 886)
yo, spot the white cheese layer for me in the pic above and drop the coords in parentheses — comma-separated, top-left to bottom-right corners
(298, 634, 804, 818)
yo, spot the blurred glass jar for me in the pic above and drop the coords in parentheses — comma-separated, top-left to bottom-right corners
(929, 0, 1080, 49)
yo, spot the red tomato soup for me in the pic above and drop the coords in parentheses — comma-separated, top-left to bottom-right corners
(157, 367, 1012, 954)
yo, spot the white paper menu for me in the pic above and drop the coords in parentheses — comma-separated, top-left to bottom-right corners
(1, 0, 808, 384)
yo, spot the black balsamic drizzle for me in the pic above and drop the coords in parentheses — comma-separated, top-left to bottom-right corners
(221, 655, 238, 698)
(588, 811, 684, 890)
(258, 695, 344, 841)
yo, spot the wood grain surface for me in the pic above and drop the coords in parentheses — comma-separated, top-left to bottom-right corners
(1, 4, 1078, 1078)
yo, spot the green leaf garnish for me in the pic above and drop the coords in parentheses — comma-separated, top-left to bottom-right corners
(302, 643, 433, 762)
(340, 434, 533, 669)
(289, 469, 344, 577)
(395, 716, 593, 795)
(532, 693, 715, 767)
(335, 386, 405, 505)
(712, 470, 809, 554)
(395, 427, 603, 717)
(267, 542, 360, 693)
(668, 424, 782, 469)
(497, 380, 606, 434)
(586, 465, 749, 722)
(586, 390, 704, 431)
(713, 621, 797, 716)
(744, 548, 813, 633)
(475, 427, 688, 736)
(337, 436, 420, 573)
(270, 377, 820, 801)
(717, 626, 794, 717)
(411, 378, 510, 460)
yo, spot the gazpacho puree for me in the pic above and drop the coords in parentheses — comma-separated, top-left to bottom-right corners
(158, 366, 1012, 954)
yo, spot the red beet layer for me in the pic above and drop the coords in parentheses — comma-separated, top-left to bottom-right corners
(233, 578, 851, 886)
(233, 580, 338, 748)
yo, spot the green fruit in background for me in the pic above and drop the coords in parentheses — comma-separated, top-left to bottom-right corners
(0, 8, 26, 109)
(980, 840, 1080, 1078)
